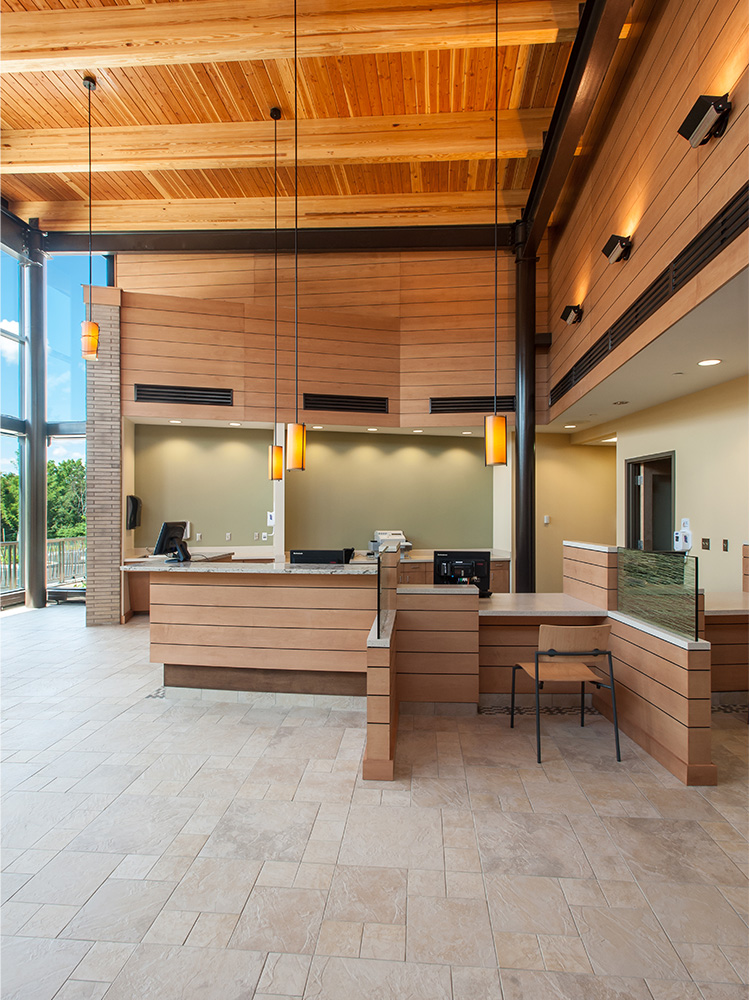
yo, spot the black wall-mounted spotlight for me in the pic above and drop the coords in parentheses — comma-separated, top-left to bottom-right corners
(602, 234, 632, 263)
(678, 94, 732, 147)
(561, 304, 583, 325)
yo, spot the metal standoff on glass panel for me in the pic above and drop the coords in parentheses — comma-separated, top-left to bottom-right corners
(510, 624, 621, 764)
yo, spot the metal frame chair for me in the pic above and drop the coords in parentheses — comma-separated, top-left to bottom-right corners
(511, 624, 621, 764)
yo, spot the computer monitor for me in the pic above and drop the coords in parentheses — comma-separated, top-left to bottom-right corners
(290, 548, 354, 564)
(153, 521, 191, 562)
(433, 550, 491, 597)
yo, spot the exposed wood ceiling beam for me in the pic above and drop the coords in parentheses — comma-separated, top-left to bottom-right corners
(1, 110, 552, 175)
(9, 190, 529, 231)
(1, 0, 581, 74)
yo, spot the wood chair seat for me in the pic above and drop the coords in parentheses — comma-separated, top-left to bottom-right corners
(514, 660, 602, 684)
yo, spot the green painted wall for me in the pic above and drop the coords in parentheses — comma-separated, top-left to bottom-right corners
(133, 425, 493, 552)
(286, 431, 492, 549)
(134, 425, 273, 548)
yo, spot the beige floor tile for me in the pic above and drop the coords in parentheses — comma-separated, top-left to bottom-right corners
(485, 873, 576, 936)
(257, 952, 311, 996)
(338, 806, 444, 870)
(493, 931, 543, 970)
(293, 863, 334, 890)
(229, 886, 327, 954)
(498, 968, 654, 999)
(523, 782, 596, 817)
(325, 865, 406, 924)
(199, 799, 319, 862)
(256, 860, 300, 888)
(697, 983, 750, 1000)
(640, 881, 747, 946)
(15, 851, 123, 906)
(184, 911, 239, 948)
(294, 771, 356, 803)
(46, 980, 108, 1000)
(443, 825, 478, 849)
(538, 933, 593, 974)
(674, 943, 742, 984)
(410, 777, 469, 808)
(69, 941, 136, 983)
(3, 849, 59, 875)
(407, 895, 496, 967)
(316, 919, 363, 957)
(142, 908, 198, 945)
(102, 943, 265, 1000)
(1, 936, 93, 1000)
(301, 840, 341, 864)
(305, 955, 452, 999)
(721, 946, 749, 984)
(475, 810, 593, 878)
(446, 871, 486, 898)
(644, 980, 705, 1000)
(451, 965, 503, 1000)
(167, 856, 261, 912)
(17, 903, 79, 938)
(598, 879, 646, 907)
(407, 868, 445, 897)
(146, 854, 193, 882)
(59, 878, 176, 944)
(109, 854, 160, 879)
(717, 884, 750, 922)
(360, 922, 405, 961)
(572, 904, 689, 980)
(558, 878, 606, 907)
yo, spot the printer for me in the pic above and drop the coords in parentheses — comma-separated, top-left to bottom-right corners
(372, 529, 412, 552)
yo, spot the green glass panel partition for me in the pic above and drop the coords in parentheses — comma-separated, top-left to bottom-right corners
(617, 548, 698, 641)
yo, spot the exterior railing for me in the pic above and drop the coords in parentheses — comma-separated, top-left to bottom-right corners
(0, 536, 87, 592)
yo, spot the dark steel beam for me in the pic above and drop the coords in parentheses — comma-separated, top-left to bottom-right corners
(521, 0, 633, 257)
(514, 241, 536, 593)
(25, 229, 47, 608)
(1, 207, 32, 259)
(42, 224, 515, 256)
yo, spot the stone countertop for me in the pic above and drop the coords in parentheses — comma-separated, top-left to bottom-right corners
(397, 584, 477, 596)
(121, 559, 377, 575)
(123, 550, 234, 565)
(376, 548, 511, 564)
(479, 593, 607, 617)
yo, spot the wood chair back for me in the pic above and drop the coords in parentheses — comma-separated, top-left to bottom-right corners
(537, 624, 612, 665)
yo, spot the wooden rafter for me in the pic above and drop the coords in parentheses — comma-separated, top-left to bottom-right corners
(1, 110, 553, 175)
(8, 190, 529, 231)
(1, 0, 581, 73)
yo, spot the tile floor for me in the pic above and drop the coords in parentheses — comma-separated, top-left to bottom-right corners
(1, 603, 747, 1000)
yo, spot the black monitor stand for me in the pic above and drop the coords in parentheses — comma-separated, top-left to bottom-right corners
(165, 539, 191, 563)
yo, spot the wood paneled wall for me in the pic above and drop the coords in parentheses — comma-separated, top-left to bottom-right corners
(562, 544, 618, 610)
(116, 245, 550, 426)
(151, 571, 377, 677)
(743, 543, 748, 592)
(704, 614, 749, 692)
(547, 0, 749, 417)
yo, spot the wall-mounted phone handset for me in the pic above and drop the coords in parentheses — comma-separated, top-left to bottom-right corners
(126, 495, 142, 530)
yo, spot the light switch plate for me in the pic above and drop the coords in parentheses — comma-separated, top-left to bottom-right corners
(701, 538, 710, 550)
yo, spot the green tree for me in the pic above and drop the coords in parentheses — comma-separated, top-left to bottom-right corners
(47, 458, 87, 538)
(1, 469, 19, 541)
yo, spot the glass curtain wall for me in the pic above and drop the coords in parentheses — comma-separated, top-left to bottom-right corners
(1, 250, 26, 599)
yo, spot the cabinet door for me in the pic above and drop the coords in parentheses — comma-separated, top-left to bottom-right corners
(490, 561, 510, 593)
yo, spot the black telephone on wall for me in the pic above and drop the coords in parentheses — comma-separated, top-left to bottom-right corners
(126, 495, 142, 530)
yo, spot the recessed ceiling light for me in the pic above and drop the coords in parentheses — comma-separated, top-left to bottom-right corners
(613, 400, 629, 406)
(564, 424, 576, 429)
(462, 431, 472, 435)
(229, 422, 241, 427)
(602, 436, 617, 443)
(413, 429, 423, 434)
(169, 419, 182, 424)
(312, 425, 323, 429)
(698, 358, 721, 366)
(367, 427, 378, 432)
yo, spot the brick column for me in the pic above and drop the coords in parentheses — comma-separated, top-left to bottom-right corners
(85, 286, 122, 626)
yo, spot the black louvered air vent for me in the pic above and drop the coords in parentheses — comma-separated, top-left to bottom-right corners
(303, 393, 389, 413)
(134, 384, 233, 406)
(550, 184, 749, 408)
(430, 395, 516, 414)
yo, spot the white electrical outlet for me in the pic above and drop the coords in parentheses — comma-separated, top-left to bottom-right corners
(262, 532, 268, 541)
(267, 511, 275, 527)
(225, 532, 232, 541)
(196, 532, 202, 541)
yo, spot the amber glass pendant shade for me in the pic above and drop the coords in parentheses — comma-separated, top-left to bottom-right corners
(286, 422, 306, 470)
(268, 444, 283, 481)
(484, 413, 507, 466)
(81, 320, 99, 361)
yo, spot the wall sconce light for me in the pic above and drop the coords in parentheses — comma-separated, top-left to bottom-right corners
(601, 234, 632, 263)
(561, 304, 583, 325)
(678, 94, 731, 147)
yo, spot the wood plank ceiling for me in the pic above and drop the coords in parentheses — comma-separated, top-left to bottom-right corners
(0, 0, 581, 231)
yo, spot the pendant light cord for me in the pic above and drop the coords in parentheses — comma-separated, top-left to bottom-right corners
(493, 0, 498, 417)
(87, 79, 93, 319)
(274, 113, 279, 443)
(293, 0, 299, 425)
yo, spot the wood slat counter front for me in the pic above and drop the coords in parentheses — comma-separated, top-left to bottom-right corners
(122, 560, 379, 696)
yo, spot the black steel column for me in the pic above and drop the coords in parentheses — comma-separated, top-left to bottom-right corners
(25, 229, 47, 608)
(515, 234, 536, 593)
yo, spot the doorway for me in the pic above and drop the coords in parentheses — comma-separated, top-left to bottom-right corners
(626, 452, 675, 551)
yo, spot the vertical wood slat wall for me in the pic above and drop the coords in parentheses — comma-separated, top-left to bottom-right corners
(116, 245, 550, 426)
(547, 0, 749, 416)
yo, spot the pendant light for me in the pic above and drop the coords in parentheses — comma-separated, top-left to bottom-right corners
(484, 0, 507, 466)
(268, 106, 284, 480)
(81, 74, 99, 361)
(286, 0, 306, 471)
